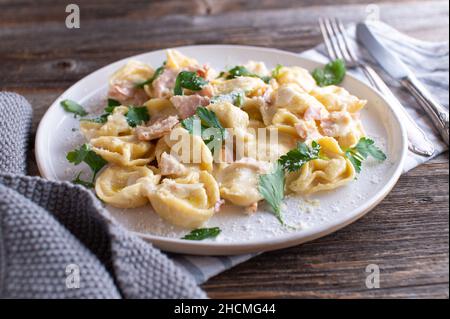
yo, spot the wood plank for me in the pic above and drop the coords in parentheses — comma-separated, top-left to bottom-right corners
(0, 1, 448, 90)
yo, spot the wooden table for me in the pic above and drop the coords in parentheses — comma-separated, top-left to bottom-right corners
(1, 0, 448, 298)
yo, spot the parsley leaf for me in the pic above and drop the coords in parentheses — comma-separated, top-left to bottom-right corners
(136, 62, 166, 88)
(272, 64, 283, 78)
(105, 98, 121, 113)
(67, 144, 107, 178)
(312, 59, 346, 87)
(126, 106, 150, 127)
(181, 107, 227, 153)
(182, 227, 221, 240)
(60, 99, 88, 117)
(278, 141, 321, 172)
(258, 164, 285, 224)
(345, 137, 387, 173)
(173, 71, 208, 95)
(210, 90, 245, 107)
(225, 66, 271, 83)
(81, 99, 121, 124)
(72, 172, 95, 188)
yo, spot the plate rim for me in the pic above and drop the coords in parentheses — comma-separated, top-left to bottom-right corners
(35, 44, 408, 255)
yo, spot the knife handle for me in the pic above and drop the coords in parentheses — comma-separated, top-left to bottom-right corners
(401, 76, 449, 146)
(360, 64, 435, 157)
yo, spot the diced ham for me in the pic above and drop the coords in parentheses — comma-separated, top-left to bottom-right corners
(159, 152, 188, 176)
(135, 115, 179, 141)
(170, 95, 210, 119)
(108, 84, 148, 106)
(197, 84, 214, 98)
(152, 68, 178, 98)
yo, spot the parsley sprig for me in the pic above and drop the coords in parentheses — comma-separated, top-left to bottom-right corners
(67, 144, 107, 187)
(278, 141, 321, 172)
(135, 61, 166, 88)
(258, 164, 286, 225)
(182, 227, 221, 240)
(83, 99, 149, 127)
(224, 65, 271, 83)
(345, 137, 386, 173)
(312, 59, 346, 87)
(181, 106, 227, 153)
(173, 71, 208, 95)
(125, 106, 150, 127)
(60, 99, 88, 117)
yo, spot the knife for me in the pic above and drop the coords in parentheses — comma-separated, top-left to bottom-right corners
(356, 22, 449, 146)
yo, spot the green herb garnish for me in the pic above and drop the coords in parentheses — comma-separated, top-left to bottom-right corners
(67, 144, 107, 180)
(173, 71, 208, 95)
(278, 141, 321, 172)
(81, 98, 121, 124)
(136, 62, 166, 88)
(258, 164, 285, 224)
(345, 137, 386, 173)
(272, 64, 283, 78)
(72, 172, 95, 188)
(181, 106, 227, 153)
(312, 59, 346, 87)
(182, 227, 221, 240)
(126, 106, 150, 127)
(225, 66, 271, 83)
(60, 99, 88, 117)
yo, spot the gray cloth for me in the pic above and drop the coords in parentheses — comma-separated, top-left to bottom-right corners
(0, 92, 206, 298)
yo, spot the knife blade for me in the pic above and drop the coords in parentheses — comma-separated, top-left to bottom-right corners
(356, 22, 449, 145)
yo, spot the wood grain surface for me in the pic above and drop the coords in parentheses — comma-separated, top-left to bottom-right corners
(0, 0, 448, 298)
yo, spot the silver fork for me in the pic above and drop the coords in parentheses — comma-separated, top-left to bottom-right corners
(319, 17, 435, 157)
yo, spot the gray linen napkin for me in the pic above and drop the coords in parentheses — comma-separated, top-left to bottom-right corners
(0, 93, 205, 298)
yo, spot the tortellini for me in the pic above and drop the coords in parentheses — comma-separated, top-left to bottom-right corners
(157, 126, 214, 172)
(275, 66, 316, 93)
(287, 137, 355, 194)
(80, 106, 131, 139)
(95, 165, 160, 208)
(90, 135, 155, 167)
(272, 83, 327, 119)
(207, 101, 249, 129)
(108, 60, 152, 105)
(212, 77, 266, 97)
(166, 49, 199, 70)
(311, 85, 367, 113)
(217, 158, 271, 207)
(147, 171, 220, 228)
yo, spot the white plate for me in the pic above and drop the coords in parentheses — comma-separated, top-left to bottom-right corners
(35, 45, 407, 255)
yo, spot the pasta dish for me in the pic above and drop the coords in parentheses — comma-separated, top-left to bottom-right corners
(63, 49, 386, 234)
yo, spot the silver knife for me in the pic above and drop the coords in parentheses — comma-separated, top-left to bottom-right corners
(357, 22, 449, 146)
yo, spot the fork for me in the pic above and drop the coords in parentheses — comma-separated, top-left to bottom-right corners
(319, 17, 435, 157)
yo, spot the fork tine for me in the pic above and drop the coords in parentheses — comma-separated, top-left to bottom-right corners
(319, 18, 337, 60)
(323, 18, 345, 61)
(328, 18, 352, 63)
(334, 18, 358, 63)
